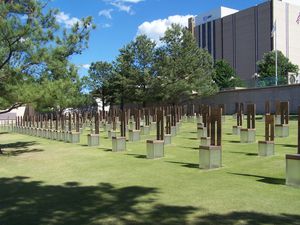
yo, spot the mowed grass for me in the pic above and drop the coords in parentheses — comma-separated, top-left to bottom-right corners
(0, 116, 300, 225)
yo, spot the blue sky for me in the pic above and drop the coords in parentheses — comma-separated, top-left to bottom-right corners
(49, 0, 266, 75)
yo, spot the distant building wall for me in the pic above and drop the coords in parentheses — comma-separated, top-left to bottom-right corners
(273, 0, 300, 69)
(189, 0, 300, 83)
(196, 84, 300, 114)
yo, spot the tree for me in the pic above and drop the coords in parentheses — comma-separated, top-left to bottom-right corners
(113, 44, 137, 110)
(257, 50, 299, 84)
(33, 65, 93, 114)
(87, 25, 218, 108)
(110, 35, 156, 108)
(85, 61, 114, 111)
(0, 0, 95, 114)
(130, 35, 156, 107)
(154, 24, 217, 104)
(213, 60, 243, 89)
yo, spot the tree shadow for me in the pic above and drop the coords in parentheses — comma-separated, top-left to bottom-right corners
(2, 148, 44, 156)
(229, 151, 258, 156)
(0, 132, 9, 135)
(228, 172, 285, 185)
(1, 141, 38, 149)
(194, 211, 300, 225)
(0, 176, 197, 225)
(166, 161, 199, 169)
(0, 141, 42, 156)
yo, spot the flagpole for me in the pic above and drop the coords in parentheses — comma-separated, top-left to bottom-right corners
(275, 20, 278, 86)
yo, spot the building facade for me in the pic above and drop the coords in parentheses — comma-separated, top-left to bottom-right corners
(188, 0, 300, 84)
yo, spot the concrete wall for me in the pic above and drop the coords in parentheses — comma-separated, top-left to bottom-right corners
(196, 84, 300, 114)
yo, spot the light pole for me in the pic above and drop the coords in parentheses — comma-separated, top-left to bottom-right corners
(272, 20, 278, 86)
(252, 73, 260, 88)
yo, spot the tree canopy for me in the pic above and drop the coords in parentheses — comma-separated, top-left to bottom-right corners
(85, 61, 114, 111)
(0, 0, 95, 114)
(257, 50, 299, 84)
(213, 60, 243, 89)
(85, 25, 218, 108)
(154, 24, 217, 104)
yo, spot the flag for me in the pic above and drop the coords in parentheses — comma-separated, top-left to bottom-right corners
(271, 20, 276, 37)
(297, 13, 300, 24)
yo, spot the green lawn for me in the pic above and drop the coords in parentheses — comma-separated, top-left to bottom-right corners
(1, 117, 300, 225)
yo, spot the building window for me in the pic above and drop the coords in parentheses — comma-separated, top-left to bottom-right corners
(199, 25, 202, 48)
(202, 24, 206, 49)
(208, 22, 212, 53)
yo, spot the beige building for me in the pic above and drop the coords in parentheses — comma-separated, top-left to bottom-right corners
(188, 0, 300, 84)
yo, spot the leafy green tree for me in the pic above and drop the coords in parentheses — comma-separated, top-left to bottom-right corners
(213, 60, 243, 89)
(113, 44, 137, 109)
(154, 24, 217, 104)
(33, 65, 93, 113)
(257, 50, 299, 83)
(85, 61, 114, 111)
(0, 0, 95, 114)
(111, 35, 156, 108)
(130, 35, 156, 107)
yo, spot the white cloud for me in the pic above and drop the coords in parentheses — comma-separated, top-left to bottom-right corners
(121, 0, 143, 3)
(137, 15, 194, 45)
(81, 64, 91, 70)
(103, 0, 143, 15)
(111, 1, 132, 14)
(102, 23, 112, 28)
(55, 12, 81, 28)
(99, 9, 114, 19)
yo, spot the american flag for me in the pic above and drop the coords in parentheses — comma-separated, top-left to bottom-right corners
(297, 12, 300, 24)
(271, 21, 276, 37)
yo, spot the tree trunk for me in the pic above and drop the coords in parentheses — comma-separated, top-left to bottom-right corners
(102, 96, 105, 112)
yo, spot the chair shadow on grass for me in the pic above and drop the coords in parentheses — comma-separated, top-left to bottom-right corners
(126, 153, 147, 159)
(187, 137, 198, 140)
(0, 141, 43, 156)
(181, 146, 199, 150)
(0, 176, 197, 225)
(166, 161, 199, 169)
(228, 172, 285, 185)
(229, 151, 258, 156)
(98, 147, 112, 152)
(278, 144, 298, 148)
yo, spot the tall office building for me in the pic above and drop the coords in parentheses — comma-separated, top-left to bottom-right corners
(188, 0, 300, 83)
